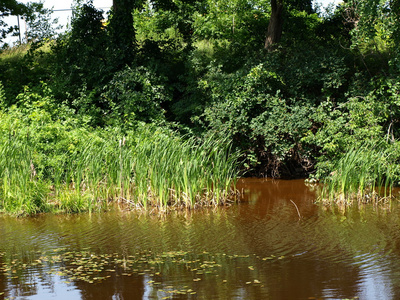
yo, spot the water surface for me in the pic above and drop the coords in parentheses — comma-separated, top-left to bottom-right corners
(1, 178, 400, 299)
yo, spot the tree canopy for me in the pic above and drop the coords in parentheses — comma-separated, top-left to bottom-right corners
(0, 0, 57, 45)
(0, 0, 30, 42)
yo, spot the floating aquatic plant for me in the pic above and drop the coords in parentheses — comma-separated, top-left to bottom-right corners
(0, 247, 283, 297)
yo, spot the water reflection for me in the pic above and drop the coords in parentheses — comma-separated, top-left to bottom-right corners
(1, 179, 400, 299)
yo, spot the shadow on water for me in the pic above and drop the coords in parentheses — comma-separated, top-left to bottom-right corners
(1, 178, 400, 299)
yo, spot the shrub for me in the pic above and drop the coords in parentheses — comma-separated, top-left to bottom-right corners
(101, 66, 171, 127)
(198, 62, 312, 176)
(304, 75, 400, 178)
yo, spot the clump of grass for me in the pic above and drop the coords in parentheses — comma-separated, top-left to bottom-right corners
(0, 134, 50, 215)
(0, 43, 31, 60)
(321, 143, 400, 205)
(0, 125, 241, 215)
(63, 128, 241, 210)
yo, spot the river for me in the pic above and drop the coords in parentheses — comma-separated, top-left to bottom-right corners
(1, 178, 400, 299)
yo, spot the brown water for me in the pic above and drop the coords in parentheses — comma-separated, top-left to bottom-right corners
(1, 178, 400, 299)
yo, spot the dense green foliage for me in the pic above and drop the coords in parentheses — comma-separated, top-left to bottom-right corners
(0, 83, 240, 214)
(1, 0, 400, 209)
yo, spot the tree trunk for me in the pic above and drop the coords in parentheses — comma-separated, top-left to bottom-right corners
(264, 0, 284, 50)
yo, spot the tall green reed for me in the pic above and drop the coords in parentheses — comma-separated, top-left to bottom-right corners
(0, 123, 241, 214)
(0, 134, 49, 214)
(126, 130, 241, 208)
(322, 143, 400, 204)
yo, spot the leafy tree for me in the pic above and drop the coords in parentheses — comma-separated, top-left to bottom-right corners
(265, 0, 313, 49)
(0, 0, 28, 17)
(1, 1, 59, 47)
(23, 2, 60, 44)
(0, 0, 30, 44)
(338, 0, 400, 75)
(109, 0, 143, 67)
(50, 2, 110, 105)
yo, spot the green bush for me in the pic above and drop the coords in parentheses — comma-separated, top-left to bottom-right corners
(0, 83, 89, 181)
(304, 75, 400, 178)
(0, 44, 53, 104)
(101, 66, 171, 127)
(198, 62, 312, 176)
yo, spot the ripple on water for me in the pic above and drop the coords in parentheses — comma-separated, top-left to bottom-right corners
(2, 179, 400, 300)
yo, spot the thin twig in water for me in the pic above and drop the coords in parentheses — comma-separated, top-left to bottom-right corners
(290, 199, 301, 220)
